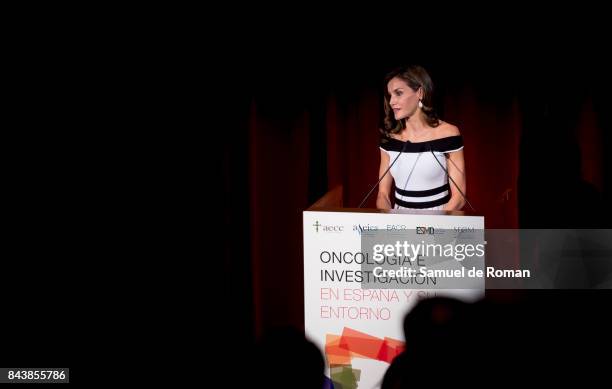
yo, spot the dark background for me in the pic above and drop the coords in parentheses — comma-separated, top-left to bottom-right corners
(4, 8, 611, 379)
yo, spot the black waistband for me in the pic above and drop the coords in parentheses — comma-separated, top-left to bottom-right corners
(395, 183, 450, 197)
(394, 192, 451, 209)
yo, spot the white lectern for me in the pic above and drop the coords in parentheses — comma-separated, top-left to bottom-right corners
(303, 186, 484, 389)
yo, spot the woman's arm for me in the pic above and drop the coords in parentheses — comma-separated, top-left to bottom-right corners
(376, 149, 394, 209)
(443, 148, 466, 211)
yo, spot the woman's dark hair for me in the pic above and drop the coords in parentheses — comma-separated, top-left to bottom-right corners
(382, 65, 440, 136)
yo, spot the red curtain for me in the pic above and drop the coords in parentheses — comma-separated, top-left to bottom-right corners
(247, 83, 604, 336)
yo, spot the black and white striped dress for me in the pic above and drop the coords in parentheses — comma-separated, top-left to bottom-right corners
(379, 135, 464, 210)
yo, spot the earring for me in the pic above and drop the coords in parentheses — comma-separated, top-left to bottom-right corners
(418, 100, 423, 108)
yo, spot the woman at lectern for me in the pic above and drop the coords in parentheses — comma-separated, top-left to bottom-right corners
(376, 65, 467, 211)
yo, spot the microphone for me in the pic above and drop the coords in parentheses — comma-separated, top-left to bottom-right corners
(358, 140, 408, 208)
(428, 142, 476, 212)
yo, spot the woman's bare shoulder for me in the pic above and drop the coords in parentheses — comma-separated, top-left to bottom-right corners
(436, 121, 460, 137)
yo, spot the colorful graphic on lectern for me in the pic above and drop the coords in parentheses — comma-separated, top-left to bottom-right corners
(325, 327, 404, 388)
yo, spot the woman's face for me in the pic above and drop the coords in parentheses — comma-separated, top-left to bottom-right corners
(387, 77, 422, 120)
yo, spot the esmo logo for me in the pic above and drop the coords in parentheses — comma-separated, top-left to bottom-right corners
(416, 226, 435, 234)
